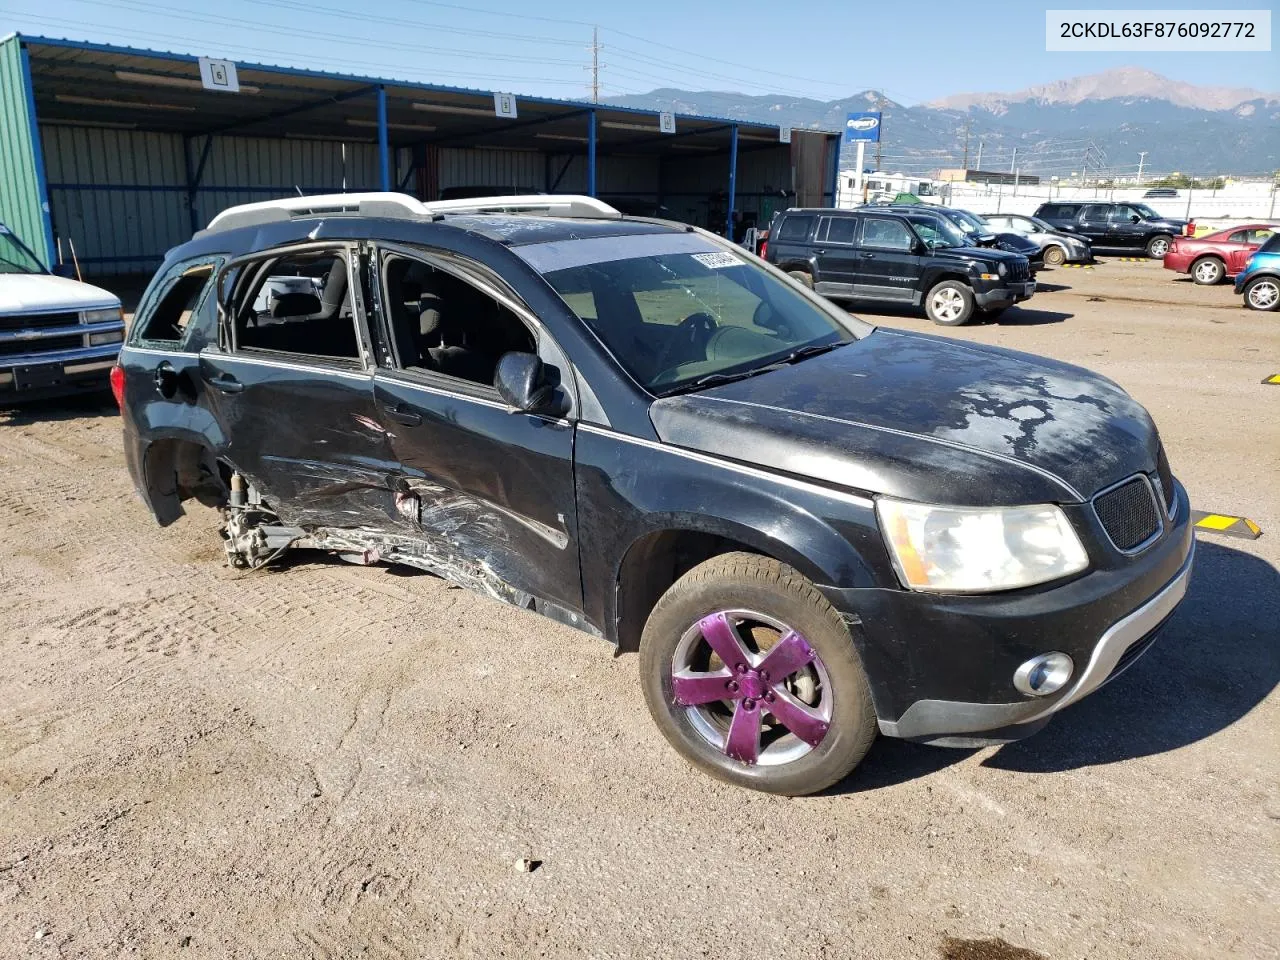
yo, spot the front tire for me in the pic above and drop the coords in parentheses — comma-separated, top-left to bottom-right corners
(1042, 244, 1066, 267)
(924, 280, 976, 326)
(1191, 257, 1225, 285)
(639, 553, 877, 795)
(1244, 276, 1280, 311)
(1146, 234, 1173, 259)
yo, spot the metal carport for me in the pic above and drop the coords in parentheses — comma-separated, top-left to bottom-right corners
(0, 33, 840, 278)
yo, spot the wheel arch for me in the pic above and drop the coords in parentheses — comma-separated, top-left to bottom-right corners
(139, 430, 229, 526)
(611, 516, 870, 653)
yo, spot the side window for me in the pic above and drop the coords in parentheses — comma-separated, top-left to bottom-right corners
(381, 254, 536, 388)
(824, 217, 857, 244)
(1227, 230, 1247, 243)
(1081, 205, 1109, 220)
(1109, 205, 1141, 223)
(1245, 228, 1273, 243)
(860, 217, 914, 251)
(233, 250, 359, 362)
(133, 259, 220, 348)
(776, 215, 814, 242)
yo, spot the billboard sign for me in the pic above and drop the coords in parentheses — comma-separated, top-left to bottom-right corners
(844, 112, 882, 143)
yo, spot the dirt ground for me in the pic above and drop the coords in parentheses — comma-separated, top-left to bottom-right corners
(1, 258, 1277, 960)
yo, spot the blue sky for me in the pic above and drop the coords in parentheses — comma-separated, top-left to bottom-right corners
(2, 0, 1274, 103)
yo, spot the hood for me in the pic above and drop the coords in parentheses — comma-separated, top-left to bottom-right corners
(649, 329, 1160, 507)
(994, 233, 1039, 254)
(0, 273, 120, 314)
(935, 245, 1026, 266)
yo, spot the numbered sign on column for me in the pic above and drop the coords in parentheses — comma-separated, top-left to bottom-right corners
(494, 93, 518, 119)
(659, 111, 676, 134)
(779, 126, 792, 144)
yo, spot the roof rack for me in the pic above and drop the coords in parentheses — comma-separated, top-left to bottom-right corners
(201, 192, 621, 235)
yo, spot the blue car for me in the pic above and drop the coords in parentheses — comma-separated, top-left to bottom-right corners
(1235, 233, 1280, 311)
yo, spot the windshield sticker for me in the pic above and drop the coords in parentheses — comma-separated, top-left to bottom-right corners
(691, 251, 741, 269)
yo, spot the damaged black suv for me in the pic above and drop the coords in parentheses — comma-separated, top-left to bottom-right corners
(116, 193, 1193, 796)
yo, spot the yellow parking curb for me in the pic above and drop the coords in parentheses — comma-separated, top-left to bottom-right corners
(1263, 373, 1280, 385)
(1191, 511, 1263, 540)
(1060, 264, 1095, 270)
(1114, 257, 1147, 262)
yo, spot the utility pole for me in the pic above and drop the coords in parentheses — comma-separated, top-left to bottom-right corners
(590, 26, 600, 103)
(1137, 151, 1147, 185)
(874, 94, 887, 171)
(1010, 146, 1017, 175)
(975, 140, 983, 171)
(962, 119, 970, 169)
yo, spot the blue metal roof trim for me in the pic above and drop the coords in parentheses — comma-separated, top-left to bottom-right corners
(19, 33, 839, 135)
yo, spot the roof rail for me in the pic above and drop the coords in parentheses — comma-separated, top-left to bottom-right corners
(201, 192, 621, 234)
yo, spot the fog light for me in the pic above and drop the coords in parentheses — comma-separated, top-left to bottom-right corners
(1013, 652, 1073, 697)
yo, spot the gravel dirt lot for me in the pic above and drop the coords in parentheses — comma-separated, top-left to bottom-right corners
(1, 258, 1277, 960)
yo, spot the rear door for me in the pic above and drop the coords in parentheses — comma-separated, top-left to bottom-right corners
(1107, 205, 1148, 247)
(1078, 205, 1111, 243)
(199, 242, 401, 530)
(852, 216, 919, 302)
(812, 215, 859, 296)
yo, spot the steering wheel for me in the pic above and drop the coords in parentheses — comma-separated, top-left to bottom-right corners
(651, 312, 718, 380)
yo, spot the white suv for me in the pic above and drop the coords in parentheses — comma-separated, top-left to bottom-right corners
(1, 223, 124, 402)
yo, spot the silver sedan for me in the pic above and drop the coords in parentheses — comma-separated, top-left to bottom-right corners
(981, 213, 1093, 266)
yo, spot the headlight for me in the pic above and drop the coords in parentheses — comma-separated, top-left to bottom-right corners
(83, 306, 123, 325)
(89, 330, 123, 346)
(876, 498, 1089, 593)
(997, 262, 1007, 276)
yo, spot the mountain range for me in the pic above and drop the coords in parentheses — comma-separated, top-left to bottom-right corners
(604, 68, 1280, 177)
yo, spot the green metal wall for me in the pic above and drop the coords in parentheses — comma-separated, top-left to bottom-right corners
(0, 35, 53, 267)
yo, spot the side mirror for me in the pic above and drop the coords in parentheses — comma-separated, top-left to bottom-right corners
(494, 352, 568, 417)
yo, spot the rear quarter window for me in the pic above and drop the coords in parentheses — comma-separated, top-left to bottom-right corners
(776, 216, 815, 242)
(1040, 205, 1078, 218)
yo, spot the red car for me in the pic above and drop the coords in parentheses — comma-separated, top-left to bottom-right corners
(1164, 223, 1277, 285)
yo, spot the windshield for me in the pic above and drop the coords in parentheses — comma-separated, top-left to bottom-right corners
(1027, 215, 1055, 232)
(535, 240, 855, 394)
(950, 209, 991, 233)
(0, 226, 46, 275)
(906, 214, 968, 249)
(1133, 204, 1160, 219)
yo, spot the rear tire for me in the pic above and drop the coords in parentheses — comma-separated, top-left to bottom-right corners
(787, 270, 814, 289)
(1042, 244, 1066, 267)
(1146, 234, 1173, 259)
(1191, 257, 1225, 285)
(1243, 276, 1280, 311)
(924, 280, 976, 326)
(639, 553, 877, 796)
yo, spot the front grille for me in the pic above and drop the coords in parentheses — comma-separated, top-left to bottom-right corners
(1094, 476, 1161, 552)
(1155, 446, 1176, 513)
(1007, 259, 1030, 282)
(0, 334, 84, 357)
(0, 311, 80, 332)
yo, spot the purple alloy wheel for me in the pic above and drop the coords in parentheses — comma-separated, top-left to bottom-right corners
(669, 610, 833, 767)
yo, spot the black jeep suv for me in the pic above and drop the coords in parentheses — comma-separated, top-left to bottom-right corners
(1034, 201, 1188, 259)
(764, 207, 1035, 325)
(115, 193, 1193, 796)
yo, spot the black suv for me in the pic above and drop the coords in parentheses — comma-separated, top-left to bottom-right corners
(115, 193, 1193, 796)
(765, 207, 1035, 325)
(1034, 201, 1188, 259)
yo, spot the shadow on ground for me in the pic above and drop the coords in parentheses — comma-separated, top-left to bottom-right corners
(829, 538, 1278, 792)
(0, 391, 118, 424)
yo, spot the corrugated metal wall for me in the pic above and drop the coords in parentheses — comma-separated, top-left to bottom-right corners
(35, 122, 822, 276)
(0, 36, 52, 266)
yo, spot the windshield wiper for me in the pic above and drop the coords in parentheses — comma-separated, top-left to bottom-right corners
(661, 341, 849, 396)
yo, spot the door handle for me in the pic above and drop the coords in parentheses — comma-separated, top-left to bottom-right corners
(381, 402, 422, 426)
(864, 253, 877, 259)
(204, 372, 243, 393)
(814, 249, 827, 255)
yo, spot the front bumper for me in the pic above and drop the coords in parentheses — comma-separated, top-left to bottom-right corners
(973, 279, 1036, 307)
(0, 343, 121, 403)
(821, 481, 1194, 742)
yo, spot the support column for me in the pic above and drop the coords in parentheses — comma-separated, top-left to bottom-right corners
(377, 85, 390, 192)
(587, 109, 597, 198)
(828, 134, 841, 208)
(726, 124, 739, 239)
